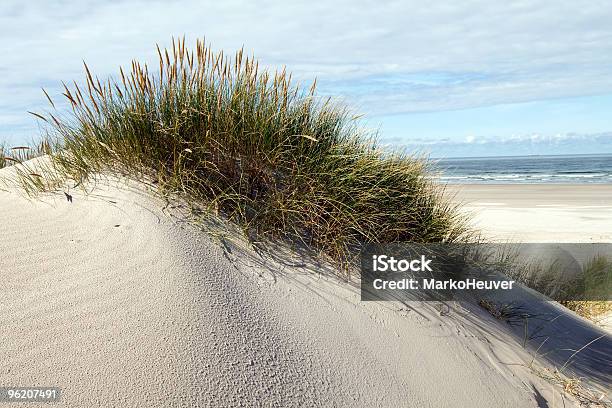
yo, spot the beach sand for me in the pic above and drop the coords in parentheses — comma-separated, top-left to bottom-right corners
(449, 183, 612, 335)
(448, 184, 612, 243)
(0, 165, 609, 407)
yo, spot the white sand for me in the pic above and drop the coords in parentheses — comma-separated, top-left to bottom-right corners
(448, 184, 612, 243)
(0, 167, 608, 407)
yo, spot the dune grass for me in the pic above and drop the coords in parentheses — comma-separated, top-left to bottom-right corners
(559, 255, 612, 322)
(504, 253, 612, 320)
(0, 141, 50, 169)
(19, 37, 470, 267)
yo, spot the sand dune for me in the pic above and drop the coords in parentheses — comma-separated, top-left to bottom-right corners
(0, 168, 608, 407)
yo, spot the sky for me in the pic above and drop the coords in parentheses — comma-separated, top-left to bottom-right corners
(1, 0, 612, 157)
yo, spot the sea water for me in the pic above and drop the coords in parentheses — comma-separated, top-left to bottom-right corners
(435, 153, 612, 184)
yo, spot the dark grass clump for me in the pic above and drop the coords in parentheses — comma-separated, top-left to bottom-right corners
(29, 37, 470, 266)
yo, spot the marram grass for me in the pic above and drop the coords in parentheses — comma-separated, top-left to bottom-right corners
(20, 37, 471, 266)
(0, 141, 50, 169)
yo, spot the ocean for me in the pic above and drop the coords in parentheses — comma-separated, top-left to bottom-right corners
(434, 154, 612, 184)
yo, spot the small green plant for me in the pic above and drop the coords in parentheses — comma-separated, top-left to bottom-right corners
(23, 37, 470, 269)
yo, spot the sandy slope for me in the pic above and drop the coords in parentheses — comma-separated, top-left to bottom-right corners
(0, 168, 606, 407)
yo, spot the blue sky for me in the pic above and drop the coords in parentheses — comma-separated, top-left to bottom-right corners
(1, 0, 612, 157)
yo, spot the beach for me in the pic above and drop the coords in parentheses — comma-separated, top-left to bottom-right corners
(448, 182, 612, 334)
(448, 184, 612, 243)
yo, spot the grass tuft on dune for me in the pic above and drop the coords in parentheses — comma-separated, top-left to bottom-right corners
(0, 141, 50, 169)
(17, 37, 470, 266)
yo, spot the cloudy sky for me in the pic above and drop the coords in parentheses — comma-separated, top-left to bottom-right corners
(2, 0, 612, 157)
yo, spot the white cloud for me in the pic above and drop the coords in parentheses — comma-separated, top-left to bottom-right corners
(390, 132, 612, 155)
